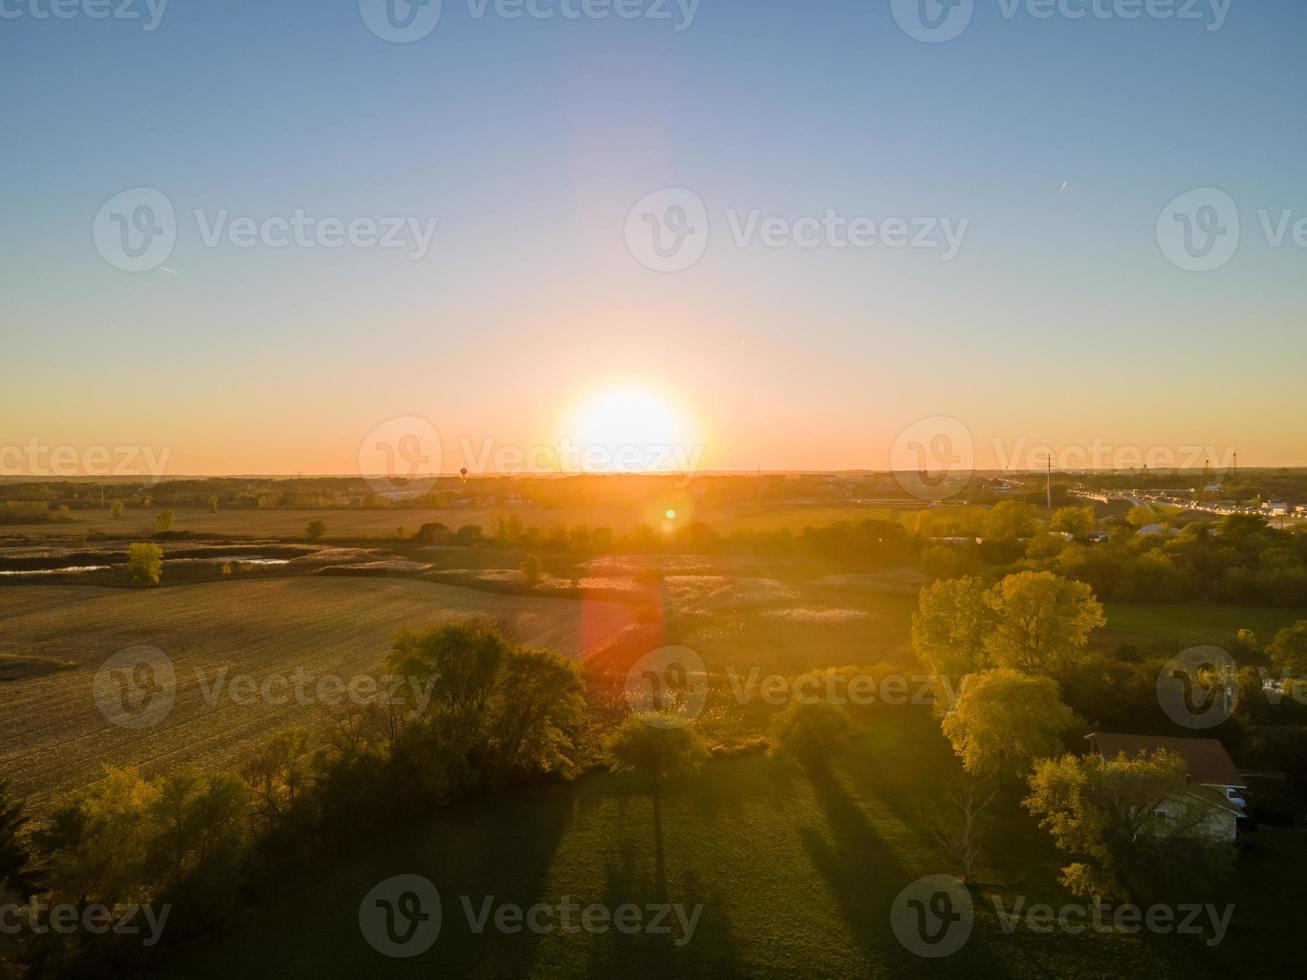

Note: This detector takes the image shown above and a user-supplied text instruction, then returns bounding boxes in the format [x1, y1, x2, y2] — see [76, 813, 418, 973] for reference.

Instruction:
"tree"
[242, 729, 312, 829]
[305, 520, 326, 541]
[1126, 505, 1156, 529]
[941, 668, 1078, 780]
[149, 771, 249, 890]
[1025, 750, 1235, 901]
[44, 767, 248, 917]
[911, 576, 994, 682]
[919, 773, 996, 883]
[384, 621, 590, 792]
[488, 648, 587, 776]
[1268, 620, 1307, 677]
[388, 621, 507, 716]
[154, 510, 175, 532]
[984, 571, 1105, 675]
[127, 542, 163, 586]
[605, 716, 709, 788]
[208, 496, 219, 514]
[414, 522, 450, 544]
[983, 499, 1039, 540]
[110, 499, 125, 519]
[1050, 505, 1096, 538]
[45, 767, 158, 903]
[767, 701, 853, 773]
[520, 553, 542, 587]
[0, 780, 36, 899]
[454, 524, 483, 545]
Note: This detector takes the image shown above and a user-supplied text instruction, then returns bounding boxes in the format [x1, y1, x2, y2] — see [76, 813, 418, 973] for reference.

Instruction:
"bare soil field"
[0, 578, 635, 812]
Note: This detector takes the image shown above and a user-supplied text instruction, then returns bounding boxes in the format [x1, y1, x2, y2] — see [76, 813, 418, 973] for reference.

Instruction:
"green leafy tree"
[1025, 750, 1235, 901]
[1268, 621, 1307, 677]
[941, 668, 1078, 780]
[1126, 505, 1157, 529]
[605, 716, 709, 789]
[109, 499, 125, 519]
[1050, 505, 1096, 538]
[911, 576, 995, 682]
[149, 771, 249, 890]
[44, 767, 248, 917]
[983, 499, 1039, 540]
[489, 648, 587, 776]
[305, 520, 327, 541]
[127, 542, 163, 586]
[154, 510, 175, 532]
[388, 621, 507, 715]
[984, 571, 1105, 675]
[767, 701, 853, 774]
[387, 622, 587, 789]
[208, 496, 219, 514]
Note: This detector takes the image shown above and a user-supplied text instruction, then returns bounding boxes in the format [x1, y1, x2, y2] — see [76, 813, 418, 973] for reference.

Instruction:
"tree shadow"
[585, 823, 744, 978]
[799, 766, 1005, 978]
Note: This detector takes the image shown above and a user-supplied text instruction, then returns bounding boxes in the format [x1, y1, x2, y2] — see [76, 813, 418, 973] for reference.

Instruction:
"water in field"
[0, 565, 109, 577]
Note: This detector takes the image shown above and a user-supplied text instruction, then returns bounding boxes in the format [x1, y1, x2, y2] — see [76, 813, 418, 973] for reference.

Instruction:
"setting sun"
[561, 385, 699, 473]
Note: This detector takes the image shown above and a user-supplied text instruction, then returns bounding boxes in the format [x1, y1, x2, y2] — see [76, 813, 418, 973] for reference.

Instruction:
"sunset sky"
[4, 1, 1306, 474]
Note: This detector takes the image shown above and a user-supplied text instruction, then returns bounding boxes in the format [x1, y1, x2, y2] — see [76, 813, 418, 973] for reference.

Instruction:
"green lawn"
[1103, 603, 1307, 649]
[165, 708, 1301, 979]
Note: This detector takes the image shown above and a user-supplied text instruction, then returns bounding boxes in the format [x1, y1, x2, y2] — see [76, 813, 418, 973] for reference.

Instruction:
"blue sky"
[3, 0, 1305, 472]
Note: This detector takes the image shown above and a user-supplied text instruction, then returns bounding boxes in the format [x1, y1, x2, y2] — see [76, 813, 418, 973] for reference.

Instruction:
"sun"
[562, 385, 695, 473]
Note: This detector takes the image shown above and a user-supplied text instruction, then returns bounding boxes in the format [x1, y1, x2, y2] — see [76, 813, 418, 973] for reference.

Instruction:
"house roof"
[1088, 732, 1244, 788]
[1184, 785, 1242, 815]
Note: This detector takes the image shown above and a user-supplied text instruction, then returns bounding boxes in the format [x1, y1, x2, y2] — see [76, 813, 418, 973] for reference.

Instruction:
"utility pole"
[1046, 454, 1053, 510]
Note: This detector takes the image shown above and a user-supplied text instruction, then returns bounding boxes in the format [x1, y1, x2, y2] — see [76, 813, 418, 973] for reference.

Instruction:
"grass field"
[1101, 603, 1307, 649]
[168, 708, 1304, 979]
[0, 578, 635, 812]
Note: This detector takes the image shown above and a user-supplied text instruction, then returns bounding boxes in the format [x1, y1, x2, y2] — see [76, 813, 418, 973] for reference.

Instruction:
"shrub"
[768, 701, 853, 773]
[127, 543, 163, 586]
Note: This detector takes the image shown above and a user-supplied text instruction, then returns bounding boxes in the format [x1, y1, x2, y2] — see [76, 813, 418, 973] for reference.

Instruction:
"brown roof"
[1088, 732, 1244, 788]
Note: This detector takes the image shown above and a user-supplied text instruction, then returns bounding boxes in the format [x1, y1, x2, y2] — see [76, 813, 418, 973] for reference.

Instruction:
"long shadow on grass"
[586, 802, 745, 979]
[800, 767, 1005, 978]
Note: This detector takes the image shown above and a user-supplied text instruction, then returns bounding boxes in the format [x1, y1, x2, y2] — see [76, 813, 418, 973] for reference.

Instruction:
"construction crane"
[1196, 458, 1211, 506]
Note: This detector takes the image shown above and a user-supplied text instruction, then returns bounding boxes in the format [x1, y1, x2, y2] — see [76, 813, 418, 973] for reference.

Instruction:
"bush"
[127, 543, 163, 586]
[520, 553, 542, 586]
[605, 716, 709, 787]
[768, 701, 853, 773]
